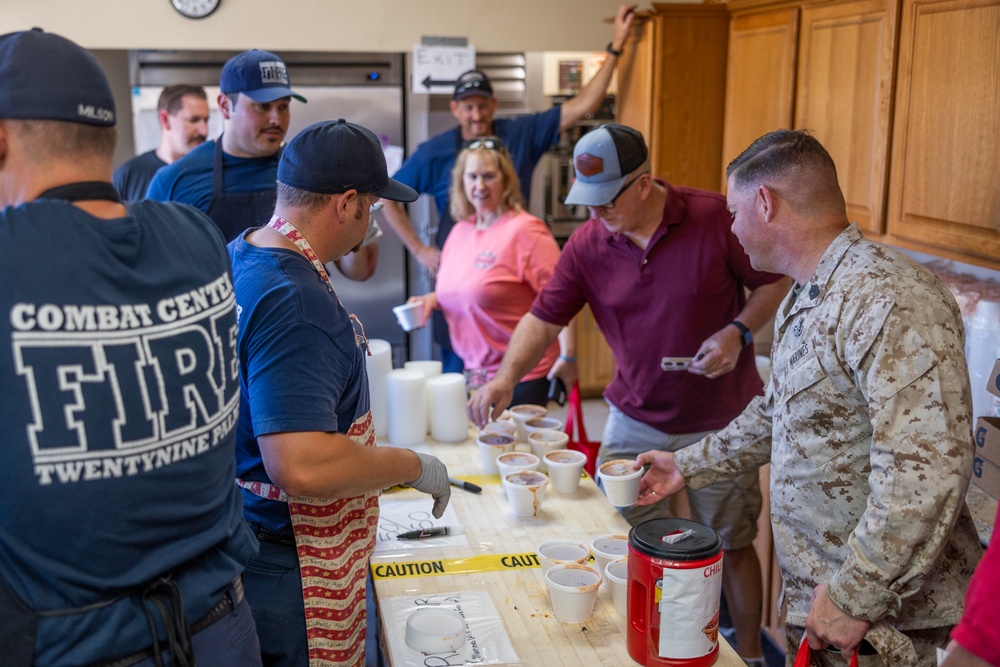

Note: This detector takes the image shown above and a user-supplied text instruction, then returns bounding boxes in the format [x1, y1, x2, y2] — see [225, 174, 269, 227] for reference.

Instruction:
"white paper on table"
[383, 590, 520, 666]
[375, 498, 467, 552]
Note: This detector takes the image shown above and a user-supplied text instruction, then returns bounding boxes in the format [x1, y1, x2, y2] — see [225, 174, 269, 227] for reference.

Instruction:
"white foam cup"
[496, 451, 540, 479]
[528, 430, 570, 472]
[481, 419, 517, 439]
[392, 302, 427, 332]
[506, 404, 547, 442]
[536, 538, 591, 576]
[604, 558, 629, 616]
[544, 564, 602, 623]
[543, 449, 587, 493]
[597, 459, 643, 507]
[501, 470, 548, 518]
[476, 433, 516, 474]
[590, 534, 629, 586]
[523, 416, 564, 438]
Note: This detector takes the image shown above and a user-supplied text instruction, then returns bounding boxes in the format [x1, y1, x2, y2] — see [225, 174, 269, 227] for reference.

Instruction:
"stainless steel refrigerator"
[125, 50, 411, 365]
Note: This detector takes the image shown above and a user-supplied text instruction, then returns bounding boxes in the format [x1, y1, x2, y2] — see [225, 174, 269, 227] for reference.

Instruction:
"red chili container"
[627, 518, 724, 667]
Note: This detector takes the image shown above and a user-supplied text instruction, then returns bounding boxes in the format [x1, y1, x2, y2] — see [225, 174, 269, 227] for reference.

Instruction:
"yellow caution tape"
[371, 552, 540, 580]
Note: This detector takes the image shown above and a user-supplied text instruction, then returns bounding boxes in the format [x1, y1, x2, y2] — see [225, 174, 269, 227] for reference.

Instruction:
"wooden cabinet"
[575, 304, 616, 397]
[796, 0, 898, 234]
[884, 0, 1000, 266]
[616, 3, 730, 191]
[721, 8, 798, 185]
[723, 0, 1000, 268]
[721, 0, 897, 237]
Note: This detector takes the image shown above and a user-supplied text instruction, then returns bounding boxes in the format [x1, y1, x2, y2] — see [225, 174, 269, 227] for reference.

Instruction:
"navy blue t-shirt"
[229, 236, 370, 534]
[112, 149, 166, 202]
[0, 198, 256, 664]
[146, 138, 279, 211]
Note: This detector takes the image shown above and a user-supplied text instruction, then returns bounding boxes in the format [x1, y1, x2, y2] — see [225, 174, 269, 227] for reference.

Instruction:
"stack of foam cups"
[404, 360, 443, 433]
[427, 373, 469, 442]
[364, 339, 393, 439]
[386, 369, 426, 446]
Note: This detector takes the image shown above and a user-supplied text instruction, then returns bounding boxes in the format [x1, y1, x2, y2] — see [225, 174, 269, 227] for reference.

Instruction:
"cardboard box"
[989, 358, 1000, 399]
[974, 417, 1000, 464]
[972, 456, 1000, 499]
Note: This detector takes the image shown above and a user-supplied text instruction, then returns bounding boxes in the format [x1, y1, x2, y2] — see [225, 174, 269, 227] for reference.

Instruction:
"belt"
[247, 520, 296, 547]
[92, 576, 244, 667]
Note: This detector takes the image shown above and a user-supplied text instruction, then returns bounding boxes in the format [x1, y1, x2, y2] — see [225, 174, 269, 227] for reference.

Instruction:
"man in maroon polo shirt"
[469, 123, 791, 665]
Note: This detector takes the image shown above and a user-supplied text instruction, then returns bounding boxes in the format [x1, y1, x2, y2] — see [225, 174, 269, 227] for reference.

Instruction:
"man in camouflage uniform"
[634, 130, 983, 666]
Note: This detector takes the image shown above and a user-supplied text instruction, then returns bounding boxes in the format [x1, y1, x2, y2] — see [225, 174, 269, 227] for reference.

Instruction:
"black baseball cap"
[454, 70, 494, 101]
[278, 119, 417, 202]
[0, 28, 115, 126]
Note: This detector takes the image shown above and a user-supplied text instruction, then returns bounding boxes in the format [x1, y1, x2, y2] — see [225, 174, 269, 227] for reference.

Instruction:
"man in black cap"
[146, 50, 376, 281]
[381, 4, 636, 373]
[229, 119, 451, 667]
[469, 123, 792, 665]
[0, 28, 261, 666]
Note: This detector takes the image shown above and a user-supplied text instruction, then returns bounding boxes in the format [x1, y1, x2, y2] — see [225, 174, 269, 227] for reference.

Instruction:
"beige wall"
[0, 0, 623, 52]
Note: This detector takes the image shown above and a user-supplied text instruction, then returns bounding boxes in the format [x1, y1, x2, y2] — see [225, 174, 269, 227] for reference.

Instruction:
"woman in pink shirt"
[410, 138, 574, 405]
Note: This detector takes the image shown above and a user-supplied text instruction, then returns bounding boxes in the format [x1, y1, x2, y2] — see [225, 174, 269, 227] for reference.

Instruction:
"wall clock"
[171, 0, 220, 19]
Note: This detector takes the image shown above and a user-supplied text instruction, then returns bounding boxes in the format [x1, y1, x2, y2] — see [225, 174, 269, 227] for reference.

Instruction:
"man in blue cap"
[229, 119, 451, 666]
[0, 28, 260, 666]
[470, 123, 792, 665]
[148, 49, 376, 280]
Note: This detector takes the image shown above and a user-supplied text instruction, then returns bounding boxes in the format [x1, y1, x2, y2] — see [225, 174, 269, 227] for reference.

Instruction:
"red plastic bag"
[793, 635, 859, 667]
[564, 382, 600, 477]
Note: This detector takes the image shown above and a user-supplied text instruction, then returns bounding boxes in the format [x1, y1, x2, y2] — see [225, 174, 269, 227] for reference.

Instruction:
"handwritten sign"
[411, 45, 476, 95]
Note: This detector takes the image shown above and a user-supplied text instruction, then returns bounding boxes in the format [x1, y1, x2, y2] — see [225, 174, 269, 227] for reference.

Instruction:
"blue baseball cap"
[278, 119, 418, 202]
[220, 49, 306, 104]
[0, 28, 115, 126]
[565, 124, 648, 206]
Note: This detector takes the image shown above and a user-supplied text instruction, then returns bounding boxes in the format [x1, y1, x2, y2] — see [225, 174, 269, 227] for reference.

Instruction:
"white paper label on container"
[656, 560, 723, 659]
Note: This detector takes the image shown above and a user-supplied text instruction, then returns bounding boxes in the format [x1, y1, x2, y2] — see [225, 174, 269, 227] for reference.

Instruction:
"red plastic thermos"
[627, 518, 725, 667]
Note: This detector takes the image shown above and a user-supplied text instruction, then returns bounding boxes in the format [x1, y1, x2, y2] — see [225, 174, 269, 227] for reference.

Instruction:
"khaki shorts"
[598, 402, 762, 550]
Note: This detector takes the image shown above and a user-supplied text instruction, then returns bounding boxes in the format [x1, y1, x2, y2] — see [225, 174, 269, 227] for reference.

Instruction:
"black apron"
[205, 137, 279, 242]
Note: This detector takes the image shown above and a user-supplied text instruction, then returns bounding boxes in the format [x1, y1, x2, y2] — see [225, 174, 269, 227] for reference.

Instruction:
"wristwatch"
[606, 42, 623, 58]
[730, 320, 752, 347]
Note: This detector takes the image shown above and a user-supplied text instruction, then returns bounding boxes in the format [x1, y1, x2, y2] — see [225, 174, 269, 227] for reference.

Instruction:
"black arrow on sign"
[422, 75, 458, 90]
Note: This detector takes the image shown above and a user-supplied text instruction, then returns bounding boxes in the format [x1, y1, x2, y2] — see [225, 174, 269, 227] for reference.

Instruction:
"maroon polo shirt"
[531, 180, 783, 434]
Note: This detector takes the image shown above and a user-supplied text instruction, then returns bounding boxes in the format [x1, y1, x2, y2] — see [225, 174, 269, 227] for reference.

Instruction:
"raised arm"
[558, 4, 637, 133]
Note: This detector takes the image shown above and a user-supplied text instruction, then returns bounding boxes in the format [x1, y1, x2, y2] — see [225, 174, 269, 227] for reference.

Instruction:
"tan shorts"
[598, 402, 762, 550]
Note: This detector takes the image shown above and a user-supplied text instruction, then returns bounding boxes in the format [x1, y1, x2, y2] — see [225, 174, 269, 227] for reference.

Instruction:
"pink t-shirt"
[436, 210, 560, 381]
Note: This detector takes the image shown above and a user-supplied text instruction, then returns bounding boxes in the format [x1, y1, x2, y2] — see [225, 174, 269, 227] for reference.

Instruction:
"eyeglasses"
[592, 173, 645, 210]
[465, 137, 506, 152]
[349, 313, 371, 356]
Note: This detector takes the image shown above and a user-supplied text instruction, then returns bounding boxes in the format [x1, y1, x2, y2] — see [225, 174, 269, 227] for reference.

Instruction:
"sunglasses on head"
[465, 138, 506, 152]
[455, 79, 488, 96]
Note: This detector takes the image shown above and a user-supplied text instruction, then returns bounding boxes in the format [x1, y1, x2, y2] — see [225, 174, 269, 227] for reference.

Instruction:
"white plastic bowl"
[404, 607, 467, 654]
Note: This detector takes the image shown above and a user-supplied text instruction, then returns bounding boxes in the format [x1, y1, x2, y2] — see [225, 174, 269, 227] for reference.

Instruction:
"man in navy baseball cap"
[228, 119, 443, 666]
[0, 29, 265, 666]
[147, 48, 338, 256]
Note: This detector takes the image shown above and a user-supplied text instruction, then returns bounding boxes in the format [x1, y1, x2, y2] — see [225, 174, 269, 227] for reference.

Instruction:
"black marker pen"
[396, 526, 456, 540]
